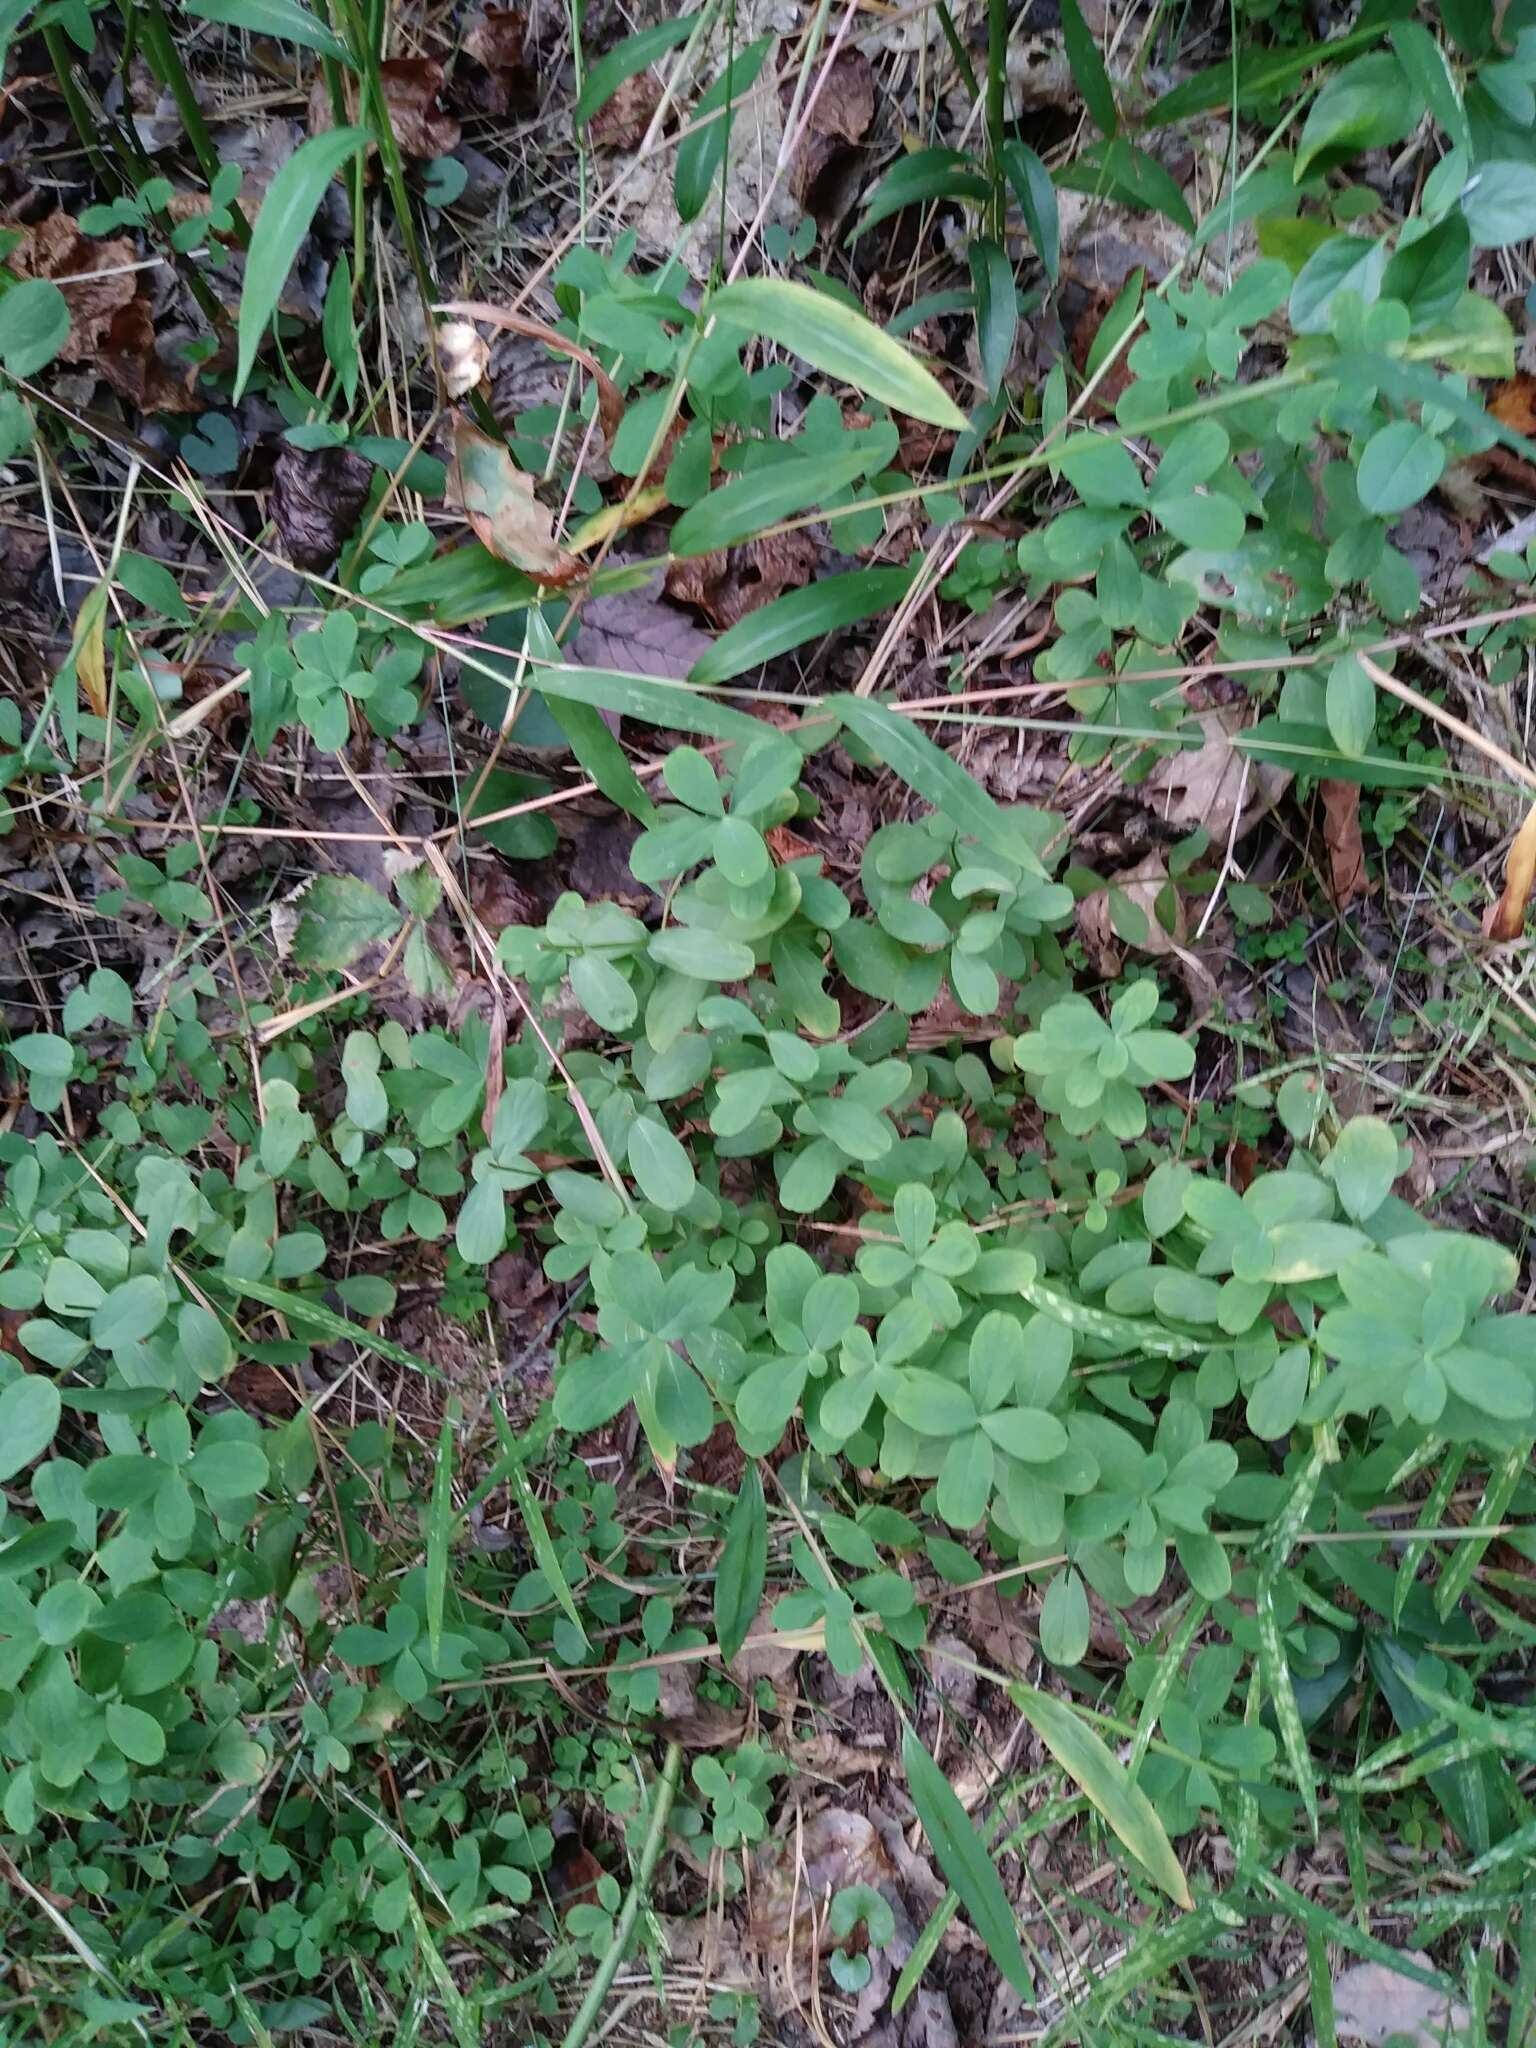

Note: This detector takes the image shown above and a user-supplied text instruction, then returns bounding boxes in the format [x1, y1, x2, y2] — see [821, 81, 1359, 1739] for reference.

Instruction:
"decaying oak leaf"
[5, 213, 137, 361]
[380, 58, 461, 157]
[447, 417, 580, 584]
[1078, 853, 1184, 973]
[1321, 778, 1369, 910]
[1486, 795, 1536, 940]
[664, 529, 817, 628]
[271, 443, 375, 571]
[93, 297, 204, 413]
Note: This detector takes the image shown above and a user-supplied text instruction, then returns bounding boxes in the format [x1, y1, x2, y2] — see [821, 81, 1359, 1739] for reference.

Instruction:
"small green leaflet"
[708, 276, 967, 430]
[0, 278, 70, 378]
[1006, 1681, 1193, 1907]
[234, 127, 371, 400]
[690, 566, 917, 685]
[0, 1374, 62, 1482]
[574, 12, 698, 125]
[831, 695, 1046, 876]
[182, 0, 355, 65]
[714, 1463, 766, 1665]
[1356, 420, 1445, 516]
[902, 1728, 1032, 1993]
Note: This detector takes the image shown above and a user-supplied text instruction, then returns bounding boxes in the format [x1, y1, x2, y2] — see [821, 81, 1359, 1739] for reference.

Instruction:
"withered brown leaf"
[447, 415, 580, 585]
[380, 58, 461, 158]
[1320, 778, 1368, 909]
[664, 530, 816, 629]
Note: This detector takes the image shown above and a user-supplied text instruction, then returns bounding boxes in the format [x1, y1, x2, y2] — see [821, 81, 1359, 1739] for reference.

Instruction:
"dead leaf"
[790, 48, 875, 212]
[1321, 778, 1369, 910]
[379, 58, 461, 158]
[967, 1582, 1036, 1682]
[6, 213, 137, 361]
[765, 823, 822, 867]
[270, 444, 375, 572]
[665, 530, 817, 629]
[1490, 374, 1536, 437]
[572, 585, 715, 678]
[1078, 853, 1184, 972]
[659, 1705, 750, 1748]
[751, 1807, 894, 2005]
[729, 1597, 801, 1687]
[447, 416, 580, 585]
[1332, 1956, 1471, 2048]
[591, 70, 663, 151]
[1142, 704, 1288, 838]
[460, 8, 532, 114]
[92, 298, 204, 413]
[1486, 795, 1536, 941]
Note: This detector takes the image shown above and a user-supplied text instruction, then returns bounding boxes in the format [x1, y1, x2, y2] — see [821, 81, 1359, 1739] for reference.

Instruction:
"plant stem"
[135, 0, 251, 247]
[557, 1742, 682, 2048]
[41, 25, 120, 196]
[986, 0, 1008, 235]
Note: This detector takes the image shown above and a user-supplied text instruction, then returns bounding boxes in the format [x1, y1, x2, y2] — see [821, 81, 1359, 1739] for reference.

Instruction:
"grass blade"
[183, 0, 354, 65]
[214, 1274, 445, 1381]
[708, 276, 968, 429]
[714, 1462, 766, 1665]
[832, 695, 1048, 875]
[689, 566, 917, 684]
[234, 126, 370, 399]
[1256, 1572, 1319, 1841]
[1006, 1681, 1193, 1907]
[901, 1727, 1032, 1994]
[670, 445, 877, 557]
[506, 1453, 589, 1654]
[425, 1400, 456, 1666]
[574, 12, 699, 126]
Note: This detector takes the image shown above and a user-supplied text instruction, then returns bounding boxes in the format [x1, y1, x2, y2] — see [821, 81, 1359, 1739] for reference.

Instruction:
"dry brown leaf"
[1142, 704, 1288, 837]
[270, 444, 374, 571]
[591, 70, 663, 151]
[572, 585, 715, 678]
[460, 8, 531, 114]
[447, 416, 581, 585]
[665, 530, 817, 629]
[1321, 778, 1369, 909]
[659, 1705, 750, 1749]
[6, 213, 137, 361]
[1486, 795, 1536, 940]
[91, 298, 204, 413]
[790, 48, 875, 211]
[729, 1597, 801, 1686]
[751, 1808, 894, 2003]
[1078, 853, 1184, 973]
[379, 58, 461, 157]
[1332, 1956, 1471, 2048]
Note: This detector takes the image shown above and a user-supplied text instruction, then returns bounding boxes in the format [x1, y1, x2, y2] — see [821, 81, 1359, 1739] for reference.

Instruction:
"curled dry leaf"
[665, 529, 817, 629]
[447, 416, 581, 585]
[1321, 778, 1369, 910]
[434, 299, 623, 447]
[1078, 853, 1184, 973]
[270, 443, 375, 571]
[1331, 1956, 1471, 2048]
[380, 58, 461, 158]
[1485, 795, 1536, 940]
[437, 319, 491, 399]
[91, 297, 205, 413]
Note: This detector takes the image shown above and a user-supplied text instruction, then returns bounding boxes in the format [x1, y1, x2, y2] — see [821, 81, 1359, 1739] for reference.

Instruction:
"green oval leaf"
[0, 1374, 62, 1481]
[903, 1728, 1031, 1991]
[235, 127, 372, 400]
[1006, 1679, 1193, 1906]
[0, 278, 70, 377]
[707, 276, 967, 430]
[715, 1463, 766, 1665]
[1356, 420, 1445, 515]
